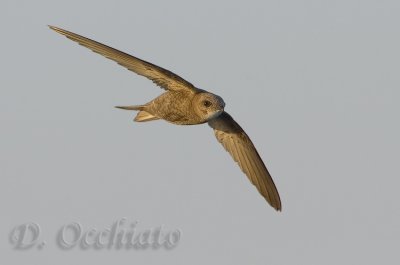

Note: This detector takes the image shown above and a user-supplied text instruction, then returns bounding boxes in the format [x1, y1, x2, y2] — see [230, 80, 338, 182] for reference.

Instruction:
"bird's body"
[127, 89, 225, 125]
[49, 25, 282, 211]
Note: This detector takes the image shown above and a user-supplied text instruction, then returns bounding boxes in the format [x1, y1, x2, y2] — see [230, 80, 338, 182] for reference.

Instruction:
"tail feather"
[134, 111, 160, 122]
[115, 105, 159, 122]
[115, 105, 144, 111]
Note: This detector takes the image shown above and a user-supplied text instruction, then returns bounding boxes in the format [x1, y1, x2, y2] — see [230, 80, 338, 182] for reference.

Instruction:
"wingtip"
[48, 25, 65, 35]
[274, 201, 282, 212]
[268, 197, 282, 212]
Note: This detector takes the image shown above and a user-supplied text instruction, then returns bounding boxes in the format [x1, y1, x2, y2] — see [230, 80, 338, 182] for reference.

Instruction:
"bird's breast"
[150, 91, 203, 125]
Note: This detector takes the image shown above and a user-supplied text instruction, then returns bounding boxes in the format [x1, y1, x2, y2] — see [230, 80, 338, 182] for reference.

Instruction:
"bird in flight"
[49, 25, 282, 211]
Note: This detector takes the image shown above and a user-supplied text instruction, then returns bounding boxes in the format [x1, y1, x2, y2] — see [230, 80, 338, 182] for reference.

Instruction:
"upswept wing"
[49, 26, 196, 92]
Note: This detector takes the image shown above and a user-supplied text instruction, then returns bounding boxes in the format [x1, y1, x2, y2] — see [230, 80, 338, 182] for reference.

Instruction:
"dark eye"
[203, 100, 212, 107]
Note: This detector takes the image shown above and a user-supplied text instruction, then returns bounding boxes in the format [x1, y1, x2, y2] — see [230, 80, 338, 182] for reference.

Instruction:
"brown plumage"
[49, 25, 282, 211]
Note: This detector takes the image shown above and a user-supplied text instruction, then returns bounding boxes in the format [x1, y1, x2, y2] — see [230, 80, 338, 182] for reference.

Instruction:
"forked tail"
[115, 105, 159, 122]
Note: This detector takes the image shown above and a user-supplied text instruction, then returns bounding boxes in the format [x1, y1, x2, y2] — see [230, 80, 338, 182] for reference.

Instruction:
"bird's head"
[193, 92, 225, 122]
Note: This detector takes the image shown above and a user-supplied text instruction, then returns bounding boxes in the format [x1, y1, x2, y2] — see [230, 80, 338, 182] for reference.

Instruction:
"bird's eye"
[203, 100, 212, 107]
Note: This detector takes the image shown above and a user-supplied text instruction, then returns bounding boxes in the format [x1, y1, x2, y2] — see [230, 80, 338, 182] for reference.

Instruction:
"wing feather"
[49, 26, 196, 92]
[209, 112, 282, 211]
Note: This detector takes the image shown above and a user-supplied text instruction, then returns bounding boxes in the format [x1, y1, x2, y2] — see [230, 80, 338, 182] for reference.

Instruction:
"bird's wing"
[49, 26, 196, 92]
[208, 112, 282, 211]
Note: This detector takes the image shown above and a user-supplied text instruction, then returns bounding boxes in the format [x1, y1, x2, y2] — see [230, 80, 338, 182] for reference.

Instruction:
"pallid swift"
[49, 26, 282, 211]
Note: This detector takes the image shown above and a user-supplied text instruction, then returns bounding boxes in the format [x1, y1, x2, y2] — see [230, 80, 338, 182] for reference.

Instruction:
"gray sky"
[1, 0, 400, 264]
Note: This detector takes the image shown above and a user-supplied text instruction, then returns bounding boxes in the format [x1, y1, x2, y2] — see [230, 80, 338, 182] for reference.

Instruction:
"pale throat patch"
[207, 110, 223, 120]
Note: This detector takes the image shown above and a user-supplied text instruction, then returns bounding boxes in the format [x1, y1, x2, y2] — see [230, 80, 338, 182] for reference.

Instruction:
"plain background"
[1, 0, 399, 264]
